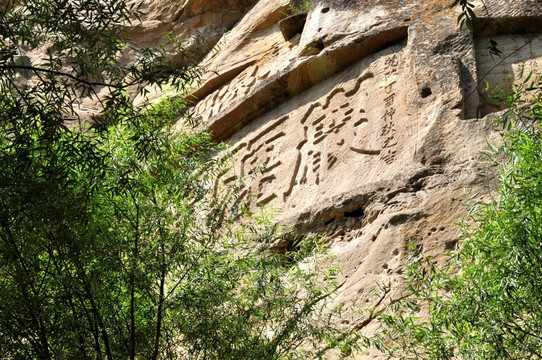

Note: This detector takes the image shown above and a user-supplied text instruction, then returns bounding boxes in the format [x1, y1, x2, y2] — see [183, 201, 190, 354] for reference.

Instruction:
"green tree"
[0, 1, 357, 359]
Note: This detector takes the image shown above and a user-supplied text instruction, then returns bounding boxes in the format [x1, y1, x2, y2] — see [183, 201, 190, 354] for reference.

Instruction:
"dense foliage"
[0, 94, 346, 359]
[0, 1, 357, 359]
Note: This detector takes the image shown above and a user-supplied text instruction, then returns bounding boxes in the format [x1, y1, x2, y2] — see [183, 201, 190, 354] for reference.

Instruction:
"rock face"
[127, 0, 258, 49]
[157, 0, 541, 357]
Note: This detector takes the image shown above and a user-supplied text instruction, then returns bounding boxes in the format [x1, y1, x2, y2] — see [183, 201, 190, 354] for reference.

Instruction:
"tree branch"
[1, 64, 122, 89]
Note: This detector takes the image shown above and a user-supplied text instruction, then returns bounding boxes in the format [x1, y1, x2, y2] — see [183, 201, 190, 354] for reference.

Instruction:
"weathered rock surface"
[166, 0, 541, 357]
[127, 0, 258, 48]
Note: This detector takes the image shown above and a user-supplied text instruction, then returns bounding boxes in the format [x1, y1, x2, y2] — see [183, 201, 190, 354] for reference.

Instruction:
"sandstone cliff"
[141, 0, 542, 357]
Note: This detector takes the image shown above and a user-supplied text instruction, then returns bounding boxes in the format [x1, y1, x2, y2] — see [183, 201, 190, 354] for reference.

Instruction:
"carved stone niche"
[475, 30, 542, 116]
[225, 42, 416, 216]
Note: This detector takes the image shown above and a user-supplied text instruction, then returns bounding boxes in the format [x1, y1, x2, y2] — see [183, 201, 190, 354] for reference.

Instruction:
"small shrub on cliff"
[290, 0, 311, 14]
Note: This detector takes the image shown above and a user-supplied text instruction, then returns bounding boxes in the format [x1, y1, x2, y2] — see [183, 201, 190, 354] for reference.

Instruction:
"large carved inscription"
[229, 47, 409, 210]
[475, 33, 542, 114]
[194, 45, 289, 122]
[194, 64, 272, 121]
[380, 54, 400, 165]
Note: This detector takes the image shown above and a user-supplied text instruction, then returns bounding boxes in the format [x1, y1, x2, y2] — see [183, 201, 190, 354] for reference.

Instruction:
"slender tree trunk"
[151, 242, 166, 360]
[130, 205, 140, 360]
[1, 224, 52, 360]
[67, 297, 91, 360]
[49, 242, 99, 360]
[75, 260, 113, 360]
[75, 292, 103, 360]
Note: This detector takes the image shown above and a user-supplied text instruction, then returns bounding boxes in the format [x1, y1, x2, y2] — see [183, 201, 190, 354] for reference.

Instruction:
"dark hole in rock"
[421, 87, 432, 98]
[445, 239, 458, 250]
[279, 12, 308, 41]
[411, 180, 423, 192]
[314, 39, 325, 50]
[344, 207, 365, 218]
